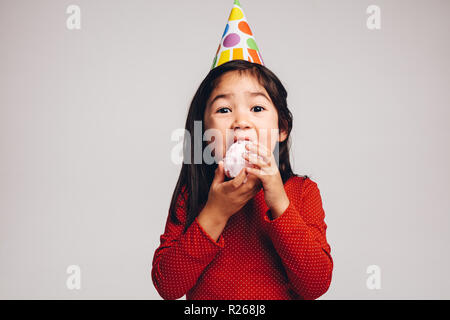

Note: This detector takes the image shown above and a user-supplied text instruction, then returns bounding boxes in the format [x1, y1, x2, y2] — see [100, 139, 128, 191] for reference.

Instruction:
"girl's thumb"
[213, 161, 225, 185]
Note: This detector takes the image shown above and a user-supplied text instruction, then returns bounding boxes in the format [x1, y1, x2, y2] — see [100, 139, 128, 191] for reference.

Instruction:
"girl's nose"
[232, 118, 253, 142]
[232, 121, 251, 131]
[232, 111, 252, 131]
[231, 108, 255, 143]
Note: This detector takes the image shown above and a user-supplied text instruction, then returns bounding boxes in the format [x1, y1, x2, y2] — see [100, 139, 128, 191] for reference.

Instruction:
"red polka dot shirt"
[151, 176, 333, 300]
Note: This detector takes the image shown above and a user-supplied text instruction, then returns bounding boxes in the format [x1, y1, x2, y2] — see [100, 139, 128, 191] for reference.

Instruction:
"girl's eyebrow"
[208, 91, 270, 107]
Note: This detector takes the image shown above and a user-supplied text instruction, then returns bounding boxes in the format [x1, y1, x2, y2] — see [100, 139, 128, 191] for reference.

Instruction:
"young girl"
[151, 60, 333, 300]
[152, 0, 332, 300]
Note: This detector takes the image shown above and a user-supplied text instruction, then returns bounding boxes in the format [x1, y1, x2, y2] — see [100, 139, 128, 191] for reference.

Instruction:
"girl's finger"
[245, 166, 263, 179]
[212, 160, 225, 185]
[243, 152, 268, 168]
[245, 143, 272, 163]
[238, 174, 262, 195]
[232, 167, 247, 187]
[248, 141, 271, 156]
[223, 167, 247, 191]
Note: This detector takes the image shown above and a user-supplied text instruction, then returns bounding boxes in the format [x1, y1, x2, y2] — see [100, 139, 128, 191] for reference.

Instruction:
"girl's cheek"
[270, 133, 279, 153]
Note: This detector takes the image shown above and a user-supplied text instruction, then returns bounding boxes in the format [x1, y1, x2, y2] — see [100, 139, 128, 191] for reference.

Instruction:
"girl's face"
[203, 71, 287, 161]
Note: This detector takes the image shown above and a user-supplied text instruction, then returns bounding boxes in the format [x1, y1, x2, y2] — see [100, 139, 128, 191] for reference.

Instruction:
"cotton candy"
[223, 140, 252, 178]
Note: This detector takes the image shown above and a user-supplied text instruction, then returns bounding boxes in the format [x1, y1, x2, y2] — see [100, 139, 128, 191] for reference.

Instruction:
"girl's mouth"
[233, 135, 254, 143]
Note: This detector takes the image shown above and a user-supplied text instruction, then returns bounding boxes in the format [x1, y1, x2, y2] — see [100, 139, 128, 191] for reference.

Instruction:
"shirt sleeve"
[262, 178, 333, 300]
[151, 191, 224, 300]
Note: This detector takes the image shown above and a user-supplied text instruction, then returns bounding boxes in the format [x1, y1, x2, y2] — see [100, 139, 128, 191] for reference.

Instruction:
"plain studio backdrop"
[1, 0, 449, 299]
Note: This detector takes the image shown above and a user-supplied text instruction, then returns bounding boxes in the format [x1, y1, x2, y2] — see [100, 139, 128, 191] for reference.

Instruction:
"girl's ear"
[278, 129, 288, 143]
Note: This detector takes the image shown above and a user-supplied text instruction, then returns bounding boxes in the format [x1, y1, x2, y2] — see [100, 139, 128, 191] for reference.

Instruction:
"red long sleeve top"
[151, 176, 333, 300]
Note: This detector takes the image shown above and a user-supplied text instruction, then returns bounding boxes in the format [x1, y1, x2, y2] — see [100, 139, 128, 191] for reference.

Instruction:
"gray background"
[1, 0, 449, 299]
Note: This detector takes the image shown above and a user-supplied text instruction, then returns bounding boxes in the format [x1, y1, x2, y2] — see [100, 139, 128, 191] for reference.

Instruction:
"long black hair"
[169, 60, 308, 232]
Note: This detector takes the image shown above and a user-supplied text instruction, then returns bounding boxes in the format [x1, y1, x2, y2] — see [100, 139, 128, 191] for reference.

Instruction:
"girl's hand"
[243, 141, 290, 219]
[205, 160, 262, 223]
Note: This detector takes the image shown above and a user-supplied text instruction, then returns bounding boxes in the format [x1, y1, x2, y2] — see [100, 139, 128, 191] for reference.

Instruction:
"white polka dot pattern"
[151, 176, 333, 300]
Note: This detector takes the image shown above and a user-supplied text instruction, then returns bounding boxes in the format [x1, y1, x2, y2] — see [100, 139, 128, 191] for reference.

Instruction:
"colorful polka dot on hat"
[211, 0, 264, 69]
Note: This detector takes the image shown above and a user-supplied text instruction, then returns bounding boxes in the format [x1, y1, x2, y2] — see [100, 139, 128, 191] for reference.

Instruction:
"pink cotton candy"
[223, 140, 252, 179]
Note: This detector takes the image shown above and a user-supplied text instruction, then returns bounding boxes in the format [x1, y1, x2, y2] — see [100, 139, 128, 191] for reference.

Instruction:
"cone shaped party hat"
[211, 0, 264, 69]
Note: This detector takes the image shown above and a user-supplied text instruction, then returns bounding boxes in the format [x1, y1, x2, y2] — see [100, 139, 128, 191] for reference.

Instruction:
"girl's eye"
[252, 106, 265, 112]
[217, 107, 231, 113]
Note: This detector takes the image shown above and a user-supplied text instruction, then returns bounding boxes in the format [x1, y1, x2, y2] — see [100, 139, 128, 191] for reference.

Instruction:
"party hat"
[211, 0, 264, 69]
